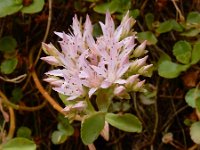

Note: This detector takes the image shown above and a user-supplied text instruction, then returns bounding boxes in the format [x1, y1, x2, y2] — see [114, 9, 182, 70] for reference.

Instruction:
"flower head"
[42, 11, 151, 103]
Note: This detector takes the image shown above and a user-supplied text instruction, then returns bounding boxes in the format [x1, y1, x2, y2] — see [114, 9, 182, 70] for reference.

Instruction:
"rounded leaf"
[158, 60, 189, 79]
[187, 11, 200, 24]
[0, 36, 17, 53]
[173, 41, 192, 64]
[181, 28, 200, 37]
[156, 20, 173, 33]
[0, 58, 18, 74]
[2, 137, 36, 150]
[57, 122, 74, 136]
[93, 1, 118, 14]
[21, 0, 45, 14]
[137, 31, 157, 45]
[0, 0, 23, 17]
[105, 113, 142, 133]
[145, 13, 154, 30]
[185, 88, 200, 108]
[191, 42, 200, 64]
[17, 126, 32, 139]
[51, 130, 68, 145]
[190, 121, 200, 144]
[81, 112, 105, 145]
[11, 87, 23, 103]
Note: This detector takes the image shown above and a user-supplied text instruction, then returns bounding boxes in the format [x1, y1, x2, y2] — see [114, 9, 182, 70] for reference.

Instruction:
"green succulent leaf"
[129, 9, 140, 19]
[137, 31, 157, 45]
[2, 137, 36, 150]
[51, 130, 68, 145]
[180, 28, 200, 37]
[145, 13, 154, 30]
[105, 113, 142, 132]
[185, 88, 200, 108]
[11, 87, 23, 103]
[187, 11, 200, 24]
[21, 0, 45, 14]
[96, 88, 114, 112]
[81, 112, 105, 145]
[93, 0, 118, 14]
[190, 121, 200, 144]
[156, 20, 173, 33]
[17, 126, 32, 139]
[156, 19, 183, 34]
[0, 0, 23, 17]
[191, 42, 200, 64]
[173, 41, 192, 64]
[158, 60, 189, 78]
[57, 122, 74, 136]
[0, 58, 18, 74]
[0, 36, 17, 53]
[171, 20, 183, 32]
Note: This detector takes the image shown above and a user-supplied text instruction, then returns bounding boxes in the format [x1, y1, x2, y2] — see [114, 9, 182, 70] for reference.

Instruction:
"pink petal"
[89, 88, 98, 97]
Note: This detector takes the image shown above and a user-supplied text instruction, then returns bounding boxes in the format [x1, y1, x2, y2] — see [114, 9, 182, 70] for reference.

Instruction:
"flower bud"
[114, 86, 130, 99]
[132, 80, 145, 91]
[138, 64, 153, 76]
[130, 56, 148, 72]
[125, 74, 139, 90]
[132, 40, 148, 57]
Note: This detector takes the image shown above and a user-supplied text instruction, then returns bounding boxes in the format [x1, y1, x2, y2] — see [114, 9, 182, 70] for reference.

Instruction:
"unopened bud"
[125, 74, 139, 90]
[138, 64, 153, 76]
[132, 40, 148, 57]
[133, 80, 145, 91]
[114, 86, 126, 96]
[130, 56, 148, 72]
[114, 86, 130, 99]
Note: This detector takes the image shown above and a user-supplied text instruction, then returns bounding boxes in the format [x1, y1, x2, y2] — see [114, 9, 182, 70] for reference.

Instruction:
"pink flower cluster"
[41, 11, 151, 108]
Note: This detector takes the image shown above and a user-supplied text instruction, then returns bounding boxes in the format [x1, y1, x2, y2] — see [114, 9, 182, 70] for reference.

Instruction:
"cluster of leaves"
[0, 0, 45, 17]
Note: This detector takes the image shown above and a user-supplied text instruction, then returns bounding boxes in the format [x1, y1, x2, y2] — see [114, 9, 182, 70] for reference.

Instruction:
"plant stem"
[6, 106, 15, 140]
[0, 89, 47, 111]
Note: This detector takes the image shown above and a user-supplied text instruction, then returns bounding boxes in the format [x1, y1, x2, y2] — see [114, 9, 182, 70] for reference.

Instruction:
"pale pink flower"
[42, 11, 151, 103]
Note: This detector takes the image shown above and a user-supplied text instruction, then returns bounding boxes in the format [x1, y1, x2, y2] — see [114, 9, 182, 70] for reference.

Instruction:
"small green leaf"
[156, 20, 173, 33]
[173, 41, 192, 64]
[171, 20, 183, 32]
[158, 60, 189, 78]
[96, 88, 114, 112]
[51, 130, 68, 145]
[2, 137, 36, 150]
[185, 88, 200, 108]
[57, 122, 74, 136]
[105, 113, 142, 132]
[145, 13, 154, 30]
[1, 58, 18, 74]
[129, 9, 140, 19]
[187, 11, 200, 24]
[81, 112, 105, 145]
[191, 42, 200, 64]
[11, 87, 23, 103]
[156, 19, 183, 33]
[21, 0, 45, 14]
[190, 121, 200, 144]
[0, 36, 17, 53]
[17, 126, 32, 139]
[180, 28, 200, 37]
[93, 1, 118, 14]
[137, 31, 157, 45]
[0, 0, 23, 17]
[196, 98, 200, 112]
